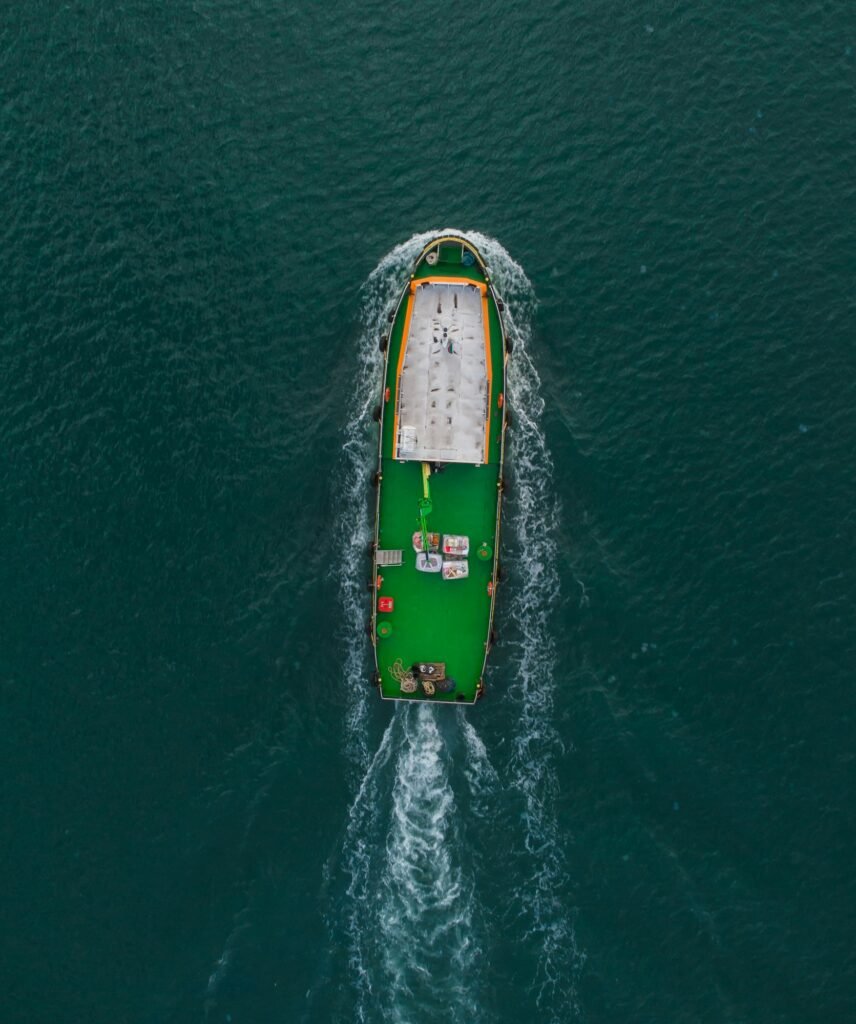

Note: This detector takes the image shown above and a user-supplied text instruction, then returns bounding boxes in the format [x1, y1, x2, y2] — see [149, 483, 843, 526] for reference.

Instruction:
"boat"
[368, 235, 509, 703]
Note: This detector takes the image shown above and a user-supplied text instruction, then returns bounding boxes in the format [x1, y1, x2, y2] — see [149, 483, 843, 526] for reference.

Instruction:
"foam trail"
[336, 705, 483, 1024]
[335, 240, 426, 774]
[333, 231, 579, 1022]
[460, 713, 501, 819]
[499, 262, 584, 1019]
[377, 705, 481, 1023]
[340, 713, 399, 1019]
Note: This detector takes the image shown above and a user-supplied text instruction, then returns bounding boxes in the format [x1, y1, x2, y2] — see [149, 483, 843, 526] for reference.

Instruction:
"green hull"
[369, 237, 508, 704]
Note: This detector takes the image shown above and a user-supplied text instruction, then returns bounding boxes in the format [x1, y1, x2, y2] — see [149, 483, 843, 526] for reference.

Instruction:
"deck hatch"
[395, 282, 489, 464]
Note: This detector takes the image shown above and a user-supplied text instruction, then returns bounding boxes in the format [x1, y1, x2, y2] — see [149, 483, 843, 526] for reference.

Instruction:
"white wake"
[338, 705, 484, 1024]
[335, 240, 419, 775]
[498, 252, 585, 1020]
[331, 231, 582, 1024]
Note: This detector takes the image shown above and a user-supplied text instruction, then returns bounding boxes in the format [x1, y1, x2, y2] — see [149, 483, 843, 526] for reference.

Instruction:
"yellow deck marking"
[410, 276, 487, 295]
[391, 290, 416, 459]
[482, 292, 493, 459]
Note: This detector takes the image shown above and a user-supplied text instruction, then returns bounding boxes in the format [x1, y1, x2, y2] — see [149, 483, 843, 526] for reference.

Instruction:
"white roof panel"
[395, 283, 489, 464]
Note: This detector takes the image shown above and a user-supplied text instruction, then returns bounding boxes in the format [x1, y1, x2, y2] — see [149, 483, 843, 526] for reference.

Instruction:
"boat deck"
[371, 238, 507, 703]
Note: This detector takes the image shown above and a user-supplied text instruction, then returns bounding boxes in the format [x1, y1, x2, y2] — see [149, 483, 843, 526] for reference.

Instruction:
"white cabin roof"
[395, 282, 489, 464]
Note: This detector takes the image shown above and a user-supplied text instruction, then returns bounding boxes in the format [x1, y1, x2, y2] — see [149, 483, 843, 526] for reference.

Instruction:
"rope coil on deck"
[390, 658, 417, 694]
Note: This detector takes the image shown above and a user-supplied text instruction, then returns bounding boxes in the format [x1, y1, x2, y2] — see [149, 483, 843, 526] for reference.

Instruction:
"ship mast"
[418, 462, 432, 554]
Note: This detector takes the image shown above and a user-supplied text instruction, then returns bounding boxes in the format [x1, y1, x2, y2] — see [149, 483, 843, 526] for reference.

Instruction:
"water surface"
[2, 2, 855, 1022]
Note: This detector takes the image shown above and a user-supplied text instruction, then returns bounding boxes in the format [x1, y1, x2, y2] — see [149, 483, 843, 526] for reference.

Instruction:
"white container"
[442, 534, 470, 556]
[412, 531, 440, 553]
[416, 552, 443, 573]
[441, 559, 469, 580]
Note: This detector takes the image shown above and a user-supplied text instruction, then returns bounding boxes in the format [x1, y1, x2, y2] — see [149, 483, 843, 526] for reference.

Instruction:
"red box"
[378, 597, 394, 613]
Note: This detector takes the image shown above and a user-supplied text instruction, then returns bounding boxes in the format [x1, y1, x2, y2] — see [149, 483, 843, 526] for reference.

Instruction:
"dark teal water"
[3, 3, 855, 1022]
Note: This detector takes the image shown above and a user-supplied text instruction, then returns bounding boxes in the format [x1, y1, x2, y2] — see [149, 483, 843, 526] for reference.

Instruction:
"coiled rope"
[390, 658, 417, 693]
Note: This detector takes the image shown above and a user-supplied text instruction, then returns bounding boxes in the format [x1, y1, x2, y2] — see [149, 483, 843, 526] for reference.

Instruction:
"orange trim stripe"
[482, 293, 492, 460]
[411, 276, 487, 295]
[391, 291, 416, 458]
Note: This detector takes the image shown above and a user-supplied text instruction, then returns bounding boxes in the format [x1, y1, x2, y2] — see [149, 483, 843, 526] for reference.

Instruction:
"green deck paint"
[371, 237, 507, 704]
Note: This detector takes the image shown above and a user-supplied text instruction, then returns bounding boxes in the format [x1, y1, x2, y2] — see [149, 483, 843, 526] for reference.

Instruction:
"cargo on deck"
[368, 236, 509, 705]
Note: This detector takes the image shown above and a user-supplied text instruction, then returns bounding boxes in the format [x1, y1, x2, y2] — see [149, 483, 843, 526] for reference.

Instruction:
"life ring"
[487, 581, 494, 596]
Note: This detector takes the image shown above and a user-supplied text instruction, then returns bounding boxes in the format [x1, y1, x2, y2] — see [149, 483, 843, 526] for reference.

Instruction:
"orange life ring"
[487, 581, 494, 596]
[497, 393, 504, 408]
